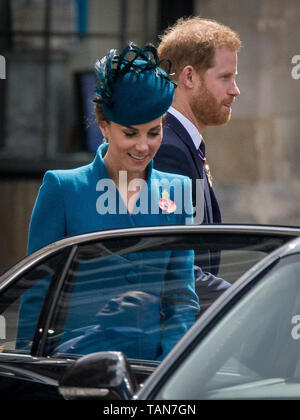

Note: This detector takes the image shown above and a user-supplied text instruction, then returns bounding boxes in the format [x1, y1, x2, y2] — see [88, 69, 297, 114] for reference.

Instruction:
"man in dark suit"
[154, 17, 242, 311]
[155, 110, 222, 225]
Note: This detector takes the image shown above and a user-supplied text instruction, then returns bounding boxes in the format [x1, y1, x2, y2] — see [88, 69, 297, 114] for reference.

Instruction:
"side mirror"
[59, 351, 138, 400]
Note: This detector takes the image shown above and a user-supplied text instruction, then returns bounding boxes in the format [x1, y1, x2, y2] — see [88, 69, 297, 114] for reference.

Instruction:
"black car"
[0, 224, 300, 400]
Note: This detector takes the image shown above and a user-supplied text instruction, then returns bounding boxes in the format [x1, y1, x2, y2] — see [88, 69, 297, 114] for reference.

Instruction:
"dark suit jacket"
[154, 112, 230, 311]
[154, 112, 221, 224]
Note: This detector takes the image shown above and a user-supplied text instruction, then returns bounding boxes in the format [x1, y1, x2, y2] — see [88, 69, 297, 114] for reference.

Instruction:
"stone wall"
[0, 179, 40, 274]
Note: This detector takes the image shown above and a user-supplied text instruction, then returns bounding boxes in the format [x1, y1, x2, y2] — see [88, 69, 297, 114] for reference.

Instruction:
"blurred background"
[0, 0, 300, 273]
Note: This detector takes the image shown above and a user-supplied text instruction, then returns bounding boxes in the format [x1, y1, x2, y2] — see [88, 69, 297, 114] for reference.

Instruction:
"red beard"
[191, 83, 233, 127]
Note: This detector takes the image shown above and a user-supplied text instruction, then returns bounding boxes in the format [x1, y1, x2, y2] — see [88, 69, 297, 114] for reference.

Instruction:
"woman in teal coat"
[20, 43, 199, 360]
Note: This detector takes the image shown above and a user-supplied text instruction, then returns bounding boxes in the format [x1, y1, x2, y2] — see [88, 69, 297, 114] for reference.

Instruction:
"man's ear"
[179, 65, 198, 88]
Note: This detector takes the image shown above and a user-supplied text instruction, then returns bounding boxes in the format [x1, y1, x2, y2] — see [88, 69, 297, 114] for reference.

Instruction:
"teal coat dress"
[19, 144, 199, 360]
[28, 143, 195, 253]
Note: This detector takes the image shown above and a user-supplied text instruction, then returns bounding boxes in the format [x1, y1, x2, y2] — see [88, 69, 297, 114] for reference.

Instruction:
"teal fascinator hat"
[93, 42, 176, 126]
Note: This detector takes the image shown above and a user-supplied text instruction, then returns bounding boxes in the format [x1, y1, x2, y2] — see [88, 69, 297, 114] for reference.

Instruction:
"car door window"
[0, 251, 68, 354]
[157, 255, 300, 400]
[47, 238, 198, 360]
[44, 233, 289, 362]
[0, 231, 291, 362]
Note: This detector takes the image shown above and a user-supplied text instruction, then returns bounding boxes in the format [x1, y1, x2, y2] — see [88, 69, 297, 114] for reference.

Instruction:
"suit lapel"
[165, 112, 218, 224]
[166, 113, 204, 180]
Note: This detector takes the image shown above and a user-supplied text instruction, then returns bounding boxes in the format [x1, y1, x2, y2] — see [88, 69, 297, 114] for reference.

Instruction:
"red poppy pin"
[159, 189, 176, 214]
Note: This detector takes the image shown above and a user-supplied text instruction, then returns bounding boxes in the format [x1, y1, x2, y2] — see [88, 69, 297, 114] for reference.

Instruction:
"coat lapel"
[166, 112, 217, 223]
[165, 113, 204, 180]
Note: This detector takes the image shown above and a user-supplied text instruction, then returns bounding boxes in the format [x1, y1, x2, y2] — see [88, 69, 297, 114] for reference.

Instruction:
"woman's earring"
[102, 136, 108, 143]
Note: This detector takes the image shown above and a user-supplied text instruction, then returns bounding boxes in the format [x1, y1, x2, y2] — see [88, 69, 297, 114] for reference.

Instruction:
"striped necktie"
[197, 141, 206, 161]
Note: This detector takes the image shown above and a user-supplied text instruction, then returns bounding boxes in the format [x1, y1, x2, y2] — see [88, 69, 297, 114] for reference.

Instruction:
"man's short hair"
[158, 17, 242, 80]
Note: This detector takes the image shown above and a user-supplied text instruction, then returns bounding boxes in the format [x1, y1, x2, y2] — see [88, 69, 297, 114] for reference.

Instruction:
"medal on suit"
[197, 146, 213, 187]
[204, 163, 213, 187]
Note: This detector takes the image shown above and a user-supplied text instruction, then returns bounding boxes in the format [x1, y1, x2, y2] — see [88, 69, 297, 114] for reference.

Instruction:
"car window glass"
[48, 242, 198, 360]
[46, 233, 288, 362]
[0, 251, 67, 354]
[157, 255, 300, 400]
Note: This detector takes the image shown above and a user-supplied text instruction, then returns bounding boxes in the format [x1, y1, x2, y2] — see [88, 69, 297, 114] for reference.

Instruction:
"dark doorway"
[157, 0, 195, 35]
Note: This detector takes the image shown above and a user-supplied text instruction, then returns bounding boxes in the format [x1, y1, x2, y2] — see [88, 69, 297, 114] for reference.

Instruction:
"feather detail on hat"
[94, 49, 118, 107]
[93, 42, 176, 109]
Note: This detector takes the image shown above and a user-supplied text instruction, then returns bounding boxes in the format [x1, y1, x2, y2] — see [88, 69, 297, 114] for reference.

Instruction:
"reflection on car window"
[0, 233, 289, 361]
[46, 234, 289, 362]
[0, 252, 66, 353]
[158, 256, 300, 400]
[49, 244, 199, 360]
[56, 290, 161, 359]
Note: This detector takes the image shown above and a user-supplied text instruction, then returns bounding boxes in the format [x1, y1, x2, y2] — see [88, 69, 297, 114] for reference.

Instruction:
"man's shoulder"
[152, 168, 191, 184]
[162, 113, 193, 150]
[163, 114, 183, 140]
[161, 126, 182, 146]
